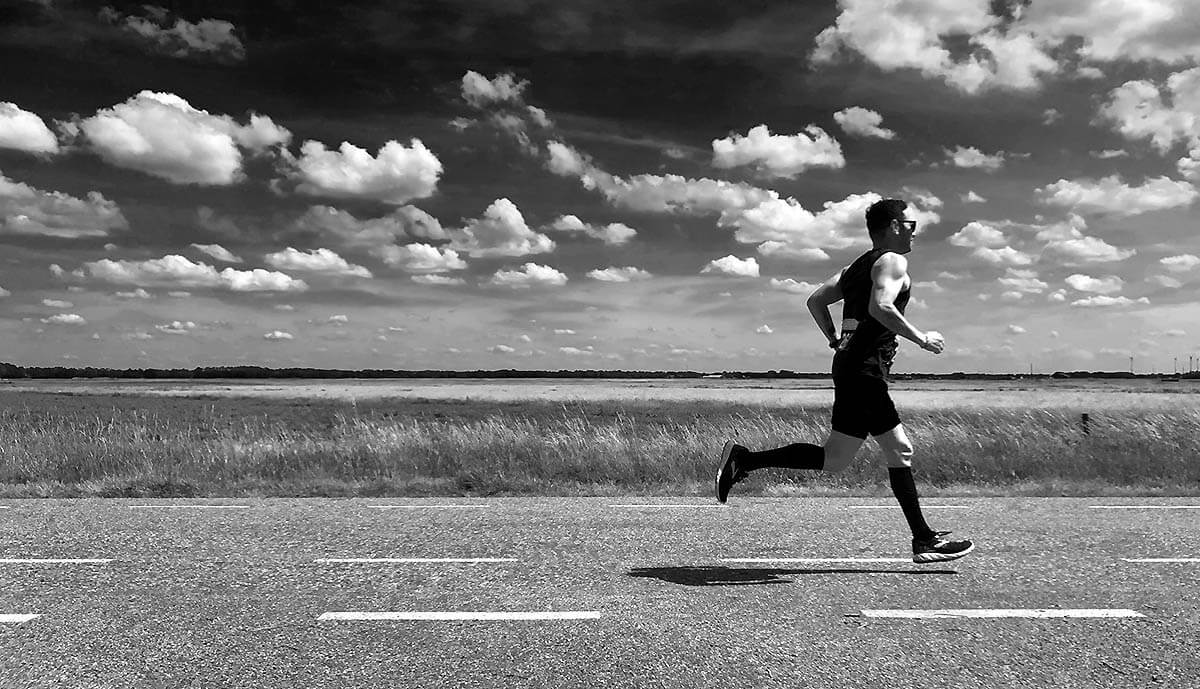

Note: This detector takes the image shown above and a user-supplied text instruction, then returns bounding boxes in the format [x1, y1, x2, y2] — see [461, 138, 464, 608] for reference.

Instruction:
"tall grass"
[0, 393, 1197, 496]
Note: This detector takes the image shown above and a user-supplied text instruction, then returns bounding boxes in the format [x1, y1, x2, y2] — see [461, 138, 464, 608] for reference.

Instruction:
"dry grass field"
[0, 384, 1197, 497]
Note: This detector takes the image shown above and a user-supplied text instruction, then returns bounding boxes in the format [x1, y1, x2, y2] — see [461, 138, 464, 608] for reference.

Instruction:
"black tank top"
[832, 248, 910, 379]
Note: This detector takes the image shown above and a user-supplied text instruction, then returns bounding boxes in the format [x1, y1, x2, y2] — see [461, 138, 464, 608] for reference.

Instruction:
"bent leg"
[874, 423, 913, 468]
[874, 423, 934, 540]
[821, 429, 864, 473]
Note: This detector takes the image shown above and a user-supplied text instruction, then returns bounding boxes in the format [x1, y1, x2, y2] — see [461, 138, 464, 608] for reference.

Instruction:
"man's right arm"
[868, 253, 944, 354]
[806, 271, 844, 349]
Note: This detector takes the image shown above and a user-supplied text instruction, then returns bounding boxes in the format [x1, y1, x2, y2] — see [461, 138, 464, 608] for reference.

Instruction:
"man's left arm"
[807, 271, 844, 349]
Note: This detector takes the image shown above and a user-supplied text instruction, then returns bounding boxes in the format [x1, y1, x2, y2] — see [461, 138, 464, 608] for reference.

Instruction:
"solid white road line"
[315, 558, 517, 564]
[722, 557, 911, 563]
[367, 505, 490, 509]
[608, 504, 724, 508]
[318, 611, 602, 621]
[1089, 505, 1200, 510]
[0, 559, 112, 564]
[860, 608, 1144, 619]
[1122, 558, 1200, 563]
[0, 614, 39, 624]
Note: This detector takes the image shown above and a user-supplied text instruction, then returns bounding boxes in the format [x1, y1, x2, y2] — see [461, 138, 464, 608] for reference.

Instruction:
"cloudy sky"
[3, 0, 1200, 373]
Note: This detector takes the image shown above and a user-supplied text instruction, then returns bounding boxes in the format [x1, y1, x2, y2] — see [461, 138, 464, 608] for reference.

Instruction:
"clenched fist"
[920, 330, 945, 354]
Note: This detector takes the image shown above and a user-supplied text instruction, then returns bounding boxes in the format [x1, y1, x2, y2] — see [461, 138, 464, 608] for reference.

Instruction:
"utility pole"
[1130, 356, 1134, 374]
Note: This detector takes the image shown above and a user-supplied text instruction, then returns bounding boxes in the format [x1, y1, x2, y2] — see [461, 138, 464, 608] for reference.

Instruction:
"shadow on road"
[627, 566, 958, 586]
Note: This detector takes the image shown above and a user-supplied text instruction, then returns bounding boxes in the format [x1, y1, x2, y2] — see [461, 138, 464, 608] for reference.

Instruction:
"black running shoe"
[912, 531, 974, 563]
[715, 440, 749, 503]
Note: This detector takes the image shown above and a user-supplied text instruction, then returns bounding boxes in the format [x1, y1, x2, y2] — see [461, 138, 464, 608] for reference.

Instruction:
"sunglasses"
[898, 219, 918, 233]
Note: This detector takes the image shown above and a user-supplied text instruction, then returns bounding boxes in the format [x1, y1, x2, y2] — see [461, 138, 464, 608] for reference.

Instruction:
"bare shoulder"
[871, 251, 909, 278]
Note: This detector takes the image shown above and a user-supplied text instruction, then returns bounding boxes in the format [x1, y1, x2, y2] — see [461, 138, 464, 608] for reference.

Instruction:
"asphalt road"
[0, 497, 1196, 688]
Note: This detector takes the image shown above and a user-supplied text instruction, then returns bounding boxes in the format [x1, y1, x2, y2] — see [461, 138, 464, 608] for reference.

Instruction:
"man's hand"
[920, 330, 945, 354]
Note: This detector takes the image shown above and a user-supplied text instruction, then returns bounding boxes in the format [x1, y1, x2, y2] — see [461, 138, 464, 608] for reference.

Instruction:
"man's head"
[865, 198, 917, 254]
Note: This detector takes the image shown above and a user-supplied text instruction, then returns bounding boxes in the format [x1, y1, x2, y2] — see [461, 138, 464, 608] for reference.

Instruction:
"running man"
[715, 198, 974, 563]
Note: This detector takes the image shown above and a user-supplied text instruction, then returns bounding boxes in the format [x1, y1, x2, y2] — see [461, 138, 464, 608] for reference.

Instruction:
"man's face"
[893, 210, 918, 254]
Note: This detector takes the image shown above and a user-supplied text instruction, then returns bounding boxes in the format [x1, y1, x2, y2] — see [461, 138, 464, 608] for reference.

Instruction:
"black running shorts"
[831, 374, 901, 439]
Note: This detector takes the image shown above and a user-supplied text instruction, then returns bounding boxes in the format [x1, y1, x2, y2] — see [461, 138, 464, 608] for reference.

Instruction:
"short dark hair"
[865, 198, 907, 234]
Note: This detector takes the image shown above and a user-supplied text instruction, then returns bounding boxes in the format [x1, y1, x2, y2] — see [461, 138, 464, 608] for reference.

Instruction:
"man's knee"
[883, 441, 914, 468]
[822, 445, 857, 473]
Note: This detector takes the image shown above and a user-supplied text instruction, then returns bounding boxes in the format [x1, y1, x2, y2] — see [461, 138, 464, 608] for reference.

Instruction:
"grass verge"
[0, 392, 1197, 498]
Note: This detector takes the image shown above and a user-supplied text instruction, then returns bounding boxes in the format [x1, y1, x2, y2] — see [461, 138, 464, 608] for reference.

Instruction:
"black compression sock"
[740, 443, 825, 471]
[888, 467, 935, 541]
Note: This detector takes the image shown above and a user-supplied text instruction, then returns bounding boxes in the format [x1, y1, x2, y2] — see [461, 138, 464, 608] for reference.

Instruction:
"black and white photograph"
[1, 0, 1199, 686]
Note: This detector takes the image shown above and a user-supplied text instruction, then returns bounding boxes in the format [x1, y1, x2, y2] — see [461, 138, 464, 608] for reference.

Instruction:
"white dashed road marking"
[722, 558, 911, 564]
[0, 559, 112, 564]
[1122, 558, 1200, 563]
[319, 611, 602, 622]
[316, 558, 517, 564]
[367, 505, 491, 509]
[1089, 505, 1200, 510]
[128, 505, 251, 509]
[848, 505, 969, 509]
[860, 608, 1145, 619]
[608, 504, 724, 509]
[0, 614, 39, 624]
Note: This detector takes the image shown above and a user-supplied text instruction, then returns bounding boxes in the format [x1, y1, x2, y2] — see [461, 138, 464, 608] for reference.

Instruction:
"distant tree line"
[0, 363, 1184, 380]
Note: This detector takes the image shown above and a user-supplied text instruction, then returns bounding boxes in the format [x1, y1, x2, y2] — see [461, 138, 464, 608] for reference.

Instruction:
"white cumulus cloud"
[263, 247, 371, 278]
[1160, 254, 1200, 272]
[0, 103, 58, 154]
[42, 313, 86, 325]
[490, 262, 568, 288]
[833, 107, 896, 139]
[156, 320, 197, 335]
[83, 255, 308, 292]
[77, 91, 290, 185]
[701, 255, 760, 278]
[1043, 236, 1135, 265]
[811, 1, 1058, 93]
[768, 278, 819, 294]
[0, 172, 127, 238]
[971, 246, 1034, 266]
[1065, 274, 1125, 294]
[448, 198, 554, 257]
[283, 139, 442, 205]
[711, 124, 845, 178]
[296, 204, 447, 243]
[461, 71, 529, 108]
[947, 145, 1006, 170]
[103, 6, 246, 63]
[998, 269, 1047, 294]
[376, 243, 466, 273]
[546, 140, 775, 215]
[548, 215, 637, 245]
[949, 221, 1008, 248]
[263, 330, 293, 341]
[588, 266, 652, 282]
[1039, 175, 1198, 216]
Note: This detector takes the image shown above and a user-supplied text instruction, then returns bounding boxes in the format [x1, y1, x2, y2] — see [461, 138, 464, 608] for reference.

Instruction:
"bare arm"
[868, 253, 944, 354]
[806, 271, 843, 349]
